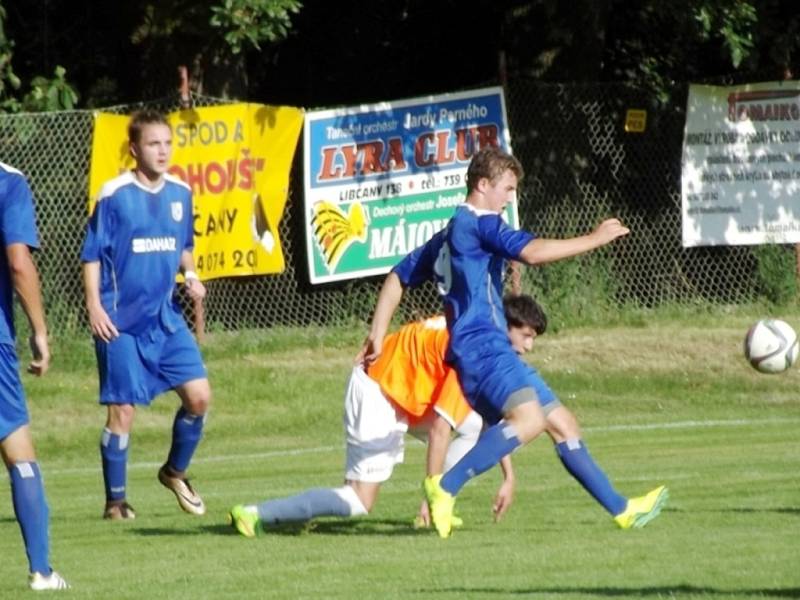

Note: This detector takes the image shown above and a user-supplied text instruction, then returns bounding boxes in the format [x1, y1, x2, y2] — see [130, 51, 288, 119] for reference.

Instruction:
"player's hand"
[492, 478, 515, 523]
[27, 332, 50, 376]
[87, 304, 119, 342]
[184, 278, 206, 301]
[355, 335, 382, 367]
[591, 218, 630, 246]
[413, 499, 432, 528]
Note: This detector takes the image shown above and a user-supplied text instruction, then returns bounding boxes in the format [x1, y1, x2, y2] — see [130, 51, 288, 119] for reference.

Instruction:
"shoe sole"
[631, 487, 669, 529]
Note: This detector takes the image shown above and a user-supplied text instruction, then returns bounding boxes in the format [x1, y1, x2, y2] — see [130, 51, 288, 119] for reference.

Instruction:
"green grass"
[2, 313, 799, 598]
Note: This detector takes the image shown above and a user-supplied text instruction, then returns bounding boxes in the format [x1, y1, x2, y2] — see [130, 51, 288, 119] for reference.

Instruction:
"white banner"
[681, 81, 800, 247]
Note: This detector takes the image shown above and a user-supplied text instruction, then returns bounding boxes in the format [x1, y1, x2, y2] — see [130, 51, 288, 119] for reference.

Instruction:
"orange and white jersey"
[367, 316, 472, 428]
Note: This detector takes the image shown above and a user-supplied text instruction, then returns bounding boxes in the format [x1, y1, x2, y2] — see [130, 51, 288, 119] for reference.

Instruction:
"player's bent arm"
[82, 261, 118, 342]
[180, 249, 206, 300]
[7, 243, 49, 375]
[517, 218, 630, 265]
[357, 272, 404, 365]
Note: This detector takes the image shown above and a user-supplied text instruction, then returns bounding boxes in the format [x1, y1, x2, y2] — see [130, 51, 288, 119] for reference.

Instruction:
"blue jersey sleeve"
[80, 199, 107, 263]
[1, 174, 39, 249]
[477, 214, 535, 259]
[392, 229, 445, 288]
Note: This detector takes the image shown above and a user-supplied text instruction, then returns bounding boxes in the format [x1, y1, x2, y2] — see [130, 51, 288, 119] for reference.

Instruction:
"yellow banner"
[89, 103, 304, 280]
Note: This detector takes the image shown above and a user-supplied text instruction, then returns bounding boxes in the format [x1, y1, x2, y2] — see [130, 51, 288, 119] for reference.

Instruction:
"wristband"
[184, 270, 199, 281]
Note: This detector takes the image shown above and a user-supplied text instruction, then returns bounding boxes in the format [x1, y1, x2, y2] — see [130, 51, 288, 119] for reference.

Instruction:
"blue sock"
[440, 422, 521, 496]
[100, 428, 129, 502]
[556, 439, 627, 515]
[9, 461, 50, 575]
[167, 408, 205, 473]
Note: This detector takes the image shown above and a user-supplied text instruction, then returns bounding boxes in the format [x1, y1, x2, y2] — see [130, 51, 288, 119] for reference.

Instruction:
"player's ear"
[129, 141, 139, 160]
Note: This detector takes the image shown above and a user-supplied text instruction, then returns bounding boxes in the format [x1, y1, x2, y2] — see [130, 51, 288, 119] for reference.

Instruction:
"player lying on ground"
[360, 146, 667, 538]
[227, 310, 523, 537]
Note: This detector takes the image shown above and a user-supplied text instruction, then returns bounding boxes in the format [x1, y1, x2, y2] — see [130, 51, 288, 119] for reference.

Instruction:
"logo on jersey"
[433, 241, 452, 296]
[171, 202, 183, 222]
[132, 237, 177, 253]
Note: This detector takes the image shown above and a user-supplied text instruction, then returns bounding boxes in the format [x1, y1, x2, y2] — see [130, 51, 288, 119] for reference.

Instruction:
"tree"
[0, 2, 78, 112]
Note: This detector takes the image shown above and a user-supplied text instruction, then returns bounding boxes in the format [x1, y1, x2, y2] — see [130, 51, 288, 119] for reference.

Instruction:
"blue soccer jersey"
[80, 172, 194, 335]
[393, 204, 534, 364]
[0, 162, 40, 346]
[393, 204, 538, 421]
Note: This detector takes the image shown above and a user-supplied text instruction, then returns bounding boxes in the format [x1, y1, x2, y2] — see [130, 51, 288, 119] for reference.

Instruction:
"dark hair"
[466, 146, 524, 193]
[128, 109, 170, 144]
[503, 294, 547, 335]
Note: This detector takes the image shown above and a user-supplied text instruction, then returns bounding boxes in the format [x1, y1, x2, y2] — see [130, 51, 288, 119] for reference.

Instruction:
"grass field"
[1, 310, 799, 599]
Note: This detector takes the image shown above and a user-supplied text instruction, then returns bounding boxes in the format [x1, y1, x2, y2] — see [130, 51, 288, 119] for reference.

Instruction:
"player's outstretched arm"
[7, 243, 50, 376]
[518, 218, 630, 266]
[356, 272, 404, 366]
[82, 261, 119, 342]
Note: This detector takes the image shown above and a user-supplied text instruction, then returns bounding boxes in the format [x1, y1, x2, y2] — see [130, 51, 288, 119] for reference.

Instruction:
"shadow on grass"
[130, 518, 428, 538]
[725, 507, 800, 516]
[418, 585, 800, 597]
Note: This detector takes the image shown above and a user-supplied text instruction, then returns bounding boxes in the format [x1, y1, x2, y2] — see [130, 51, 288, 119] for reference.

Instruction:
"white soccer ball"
[744, 319, 799, 374]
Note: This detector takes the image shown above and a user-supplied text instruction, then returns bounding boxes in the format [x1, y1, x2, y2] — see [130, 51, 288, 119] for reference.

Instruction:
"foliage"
[0, 4, 78, 112]
[21, 66, 79, 112]
[0, 3, 21, 111]
[5, 0, 800, 108]
[693, 1, 757, 68]
[752, 243, 798, 306]
[210, 0, 302, 55]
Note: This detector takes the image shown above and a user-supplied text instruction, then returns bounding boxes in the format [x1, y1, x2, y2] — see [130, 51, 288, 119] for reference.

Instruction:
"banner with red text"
[682, 81, 800, 247]
[89, 103, 304, 279]
[302, 87, 515, 284]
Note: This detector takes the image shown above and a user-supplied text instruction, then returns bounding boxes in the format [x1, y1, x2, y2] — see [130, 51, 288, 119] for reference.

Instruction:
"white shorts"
[344, 367, 408, 483]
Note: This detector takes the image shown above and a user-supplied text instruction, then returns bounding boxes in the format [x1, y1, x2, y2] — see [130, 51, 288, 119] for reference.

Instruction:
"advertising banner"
[90, 103, 304, 279]
[682, 81, 800, 247]
[303, 87, 515, 283]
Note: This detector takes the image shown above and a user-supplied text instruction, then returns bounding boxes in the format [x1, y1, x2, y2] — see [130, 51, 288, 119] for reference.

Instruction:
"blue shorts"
[455, 347, 558, 425]
[0, 343, 29, 441]
[95, 325, 207, 405]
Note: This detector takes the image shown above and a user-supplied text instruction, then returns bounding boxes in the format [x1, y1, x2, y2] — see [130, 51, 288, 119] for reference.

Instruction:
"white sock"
[257, 486, 367, 525]
[445, 411, 483, 472]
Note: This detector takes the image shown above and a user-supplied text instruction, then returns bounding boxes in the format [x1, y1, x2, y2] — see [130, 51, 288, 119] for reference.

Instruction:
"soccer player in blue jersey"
[81, 110, 211, 520]
[1, 162, 69, 590]
[360, 146, 667, 537]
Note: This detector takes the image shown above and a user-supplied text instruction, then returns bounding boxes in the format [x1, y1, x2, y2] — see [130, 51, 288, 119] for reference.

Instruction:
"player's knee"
[454, 411, 482, 442]
[183, 386, 211, 416]
[337, 485, 369, 516]
[505, 401, 546, 444]
[107, 404, 136, 432]
[545, 405, 581, 442]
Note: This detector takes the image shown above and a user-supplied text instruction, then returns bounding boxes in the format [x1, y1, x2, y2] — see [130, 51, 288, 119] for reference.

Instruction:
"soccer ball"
[744, 319, 799, 374]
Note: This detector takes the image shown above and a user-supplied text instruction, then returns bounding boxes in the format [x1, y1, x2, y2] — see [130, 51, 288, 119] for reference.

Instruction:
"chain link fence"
[1, 81, 784, 335]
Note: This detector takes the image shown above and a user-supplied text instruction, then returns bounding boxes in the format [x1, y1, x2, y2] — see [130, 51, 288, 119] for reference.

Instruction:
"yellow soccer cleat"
[423, 475, 456, 538]
[614, 485, 669, 529]
[228, 504, 260, 538]
[413, 513, 463, 530]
